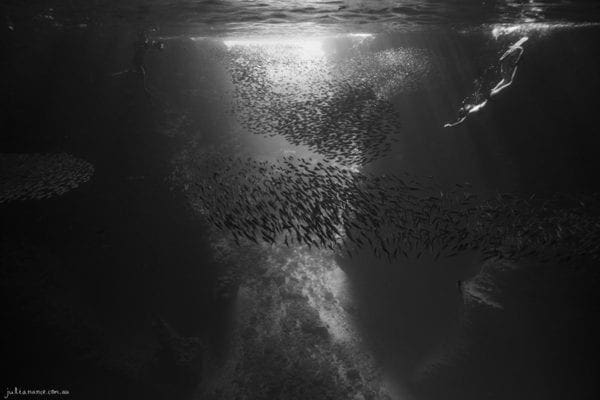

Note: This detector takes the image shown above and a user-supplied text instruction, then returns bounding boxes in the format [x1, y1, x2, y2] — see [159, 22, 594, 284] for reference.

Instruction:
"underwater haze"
[1, 1, 600, 400]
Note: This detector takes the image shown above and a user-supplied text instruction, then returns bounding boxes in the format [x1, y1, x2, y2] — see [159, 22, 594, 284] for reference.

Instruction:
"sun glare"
[222, 37, 326, 60]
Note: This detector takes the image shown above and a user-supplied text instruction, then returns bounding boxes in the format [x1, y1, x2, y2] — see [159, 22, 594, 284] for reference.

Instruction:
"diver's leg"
[490, 81, 508, 97]
[491, 59, 507, 96]
[491, 64, 510, 96]
[492, 48, 523, 96]
[492, 45, 525, 96]
[513, 47, 524, 65]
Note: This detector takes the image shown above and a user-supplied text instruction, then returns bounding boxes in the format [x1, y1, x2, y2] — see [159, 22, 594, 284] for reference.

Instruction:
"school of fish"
[185, 153, 600, 265]
[224, 41, 427, 165]
[0, 153, 95, 203]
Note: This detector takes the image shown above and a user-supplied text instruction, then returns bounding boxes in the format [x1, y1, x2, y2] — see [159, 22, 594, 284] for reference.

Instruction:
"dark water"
[1, 1, 600, 400]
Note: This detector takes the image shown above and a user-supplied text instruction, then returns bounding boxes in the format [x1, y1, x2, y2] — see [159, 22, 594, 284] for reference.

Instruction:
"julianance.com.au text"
[4, 388, 70, 399]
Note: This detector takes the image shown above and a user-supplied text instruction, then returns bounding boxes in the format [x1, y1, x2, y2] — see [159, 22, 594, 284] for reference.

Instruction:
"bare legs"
[490, 41, 525, 97]
[444, 36, 528, 128]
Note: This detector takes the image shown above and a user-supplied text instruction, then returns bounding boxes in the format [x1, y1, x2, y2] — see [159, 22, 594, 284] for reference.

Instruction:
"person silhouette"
[111, 29, 164, 98]
[444, 36, 528, 128]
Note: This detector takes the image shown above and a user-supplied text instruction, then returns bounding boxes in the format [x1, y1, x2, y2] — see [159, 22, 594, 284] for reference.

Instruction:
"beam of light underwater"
[179, 32, 425, 399]
[211, 32, 428, 165]
[192, 177, 398, 399]
[223, 37, 326, 60]
[170, 31, 600, 398]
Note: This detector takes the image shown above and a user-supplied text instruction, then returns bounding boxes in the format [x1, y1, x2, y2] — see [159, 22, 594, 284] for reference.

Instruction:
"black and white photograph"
[1, 1, 599, 399]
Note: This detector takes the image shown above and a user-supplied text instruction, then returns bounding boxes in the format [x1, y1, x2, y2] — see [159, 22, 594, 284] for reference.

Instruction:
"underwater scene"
[1, 1, 600, 399]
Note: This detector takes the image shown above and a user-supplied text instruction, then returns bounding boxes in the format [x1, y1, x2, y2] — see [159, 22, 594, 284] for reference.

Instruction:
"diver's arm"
[444, 115, 467, 128]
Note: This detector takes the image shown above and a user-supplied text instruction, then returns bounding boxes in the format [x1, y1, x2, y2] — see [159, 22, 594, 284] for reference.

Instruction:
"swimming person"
[490, 36, 528, 97]
[111, 29, 164, 98]
[444, 36, 527, 128]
